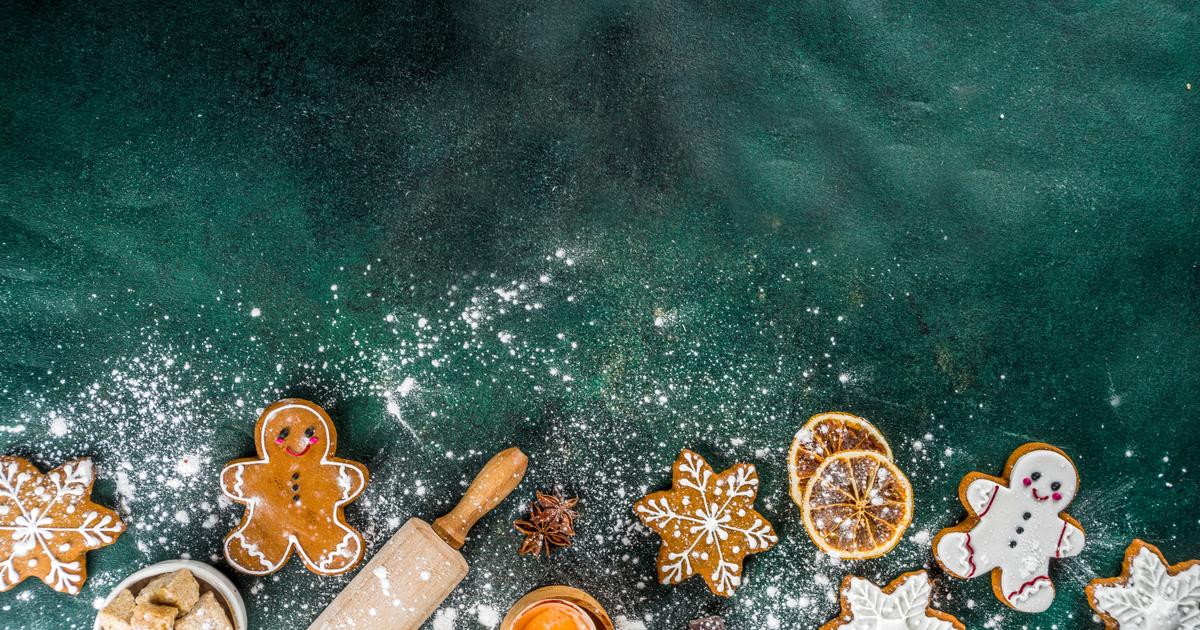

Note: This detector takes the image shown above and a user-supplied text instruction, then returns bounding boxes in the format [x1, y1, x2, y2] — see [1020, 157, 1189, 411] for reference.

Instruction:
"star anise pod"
[532, 490, 580, 534]
[514, 502, 573, 557]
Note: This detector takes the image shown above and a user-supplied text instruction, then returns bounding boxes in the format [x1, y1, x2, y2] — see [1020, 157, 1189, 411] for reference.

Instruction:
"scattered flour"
[475, 604, 499, 628]
[432, 607, 458, 630]
[614, 615, 648, 630]
[373, 567, 391, 596]
[48, 415, 68, 437]
[3, 248, 988, 628]
[175, 454, 202, 476]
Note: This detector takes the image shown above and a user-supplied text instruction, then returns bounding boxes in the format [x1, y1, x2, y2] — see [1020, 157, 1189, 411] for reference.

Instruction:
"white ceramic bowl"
[93, 559, 248, 630]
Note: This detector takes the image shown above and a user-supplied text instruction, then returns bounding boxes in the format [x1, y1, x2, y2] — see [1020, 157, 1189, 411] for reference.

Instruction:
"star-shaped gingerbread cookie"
[1086, 539, 1199, 629]
[0, 457, 125, 595]
[633, 449, 778, 596]
[820, 570, 964, 630]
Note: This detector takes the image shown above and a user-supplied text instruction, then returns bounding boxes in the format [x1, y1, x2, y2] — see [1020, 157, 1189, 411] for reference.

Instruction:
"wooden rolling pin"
[308, 447, 528, 629]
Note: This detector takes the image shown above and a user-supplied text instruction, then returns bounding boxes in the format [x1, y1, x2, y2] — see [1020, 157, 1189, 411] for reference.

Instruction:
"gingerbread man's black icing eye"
[278, 428, 290, 440]
[1050, 481, 1061, 491]
[1031, 472, 1041, 481]
[304, 427, 315, 438]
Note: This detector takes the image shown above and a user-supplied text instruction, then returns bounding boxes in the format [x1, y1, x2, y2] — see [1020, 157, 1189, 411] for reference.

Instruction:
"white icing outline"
[1007, 575, 1052, 605]
[219, 402, 367, 576]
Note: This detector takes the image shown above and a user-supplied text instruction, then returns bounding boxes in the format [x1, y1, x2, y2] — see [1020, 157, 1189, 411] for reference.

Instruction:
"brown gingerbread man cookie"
[0, 457, 124, 594]
[220, 399, 368, 575]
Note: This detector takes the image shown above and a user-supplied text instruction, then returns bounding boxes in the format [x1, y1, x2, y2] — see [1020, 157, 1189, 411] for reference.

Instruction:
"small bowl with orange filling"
[501, 586, 614, 630]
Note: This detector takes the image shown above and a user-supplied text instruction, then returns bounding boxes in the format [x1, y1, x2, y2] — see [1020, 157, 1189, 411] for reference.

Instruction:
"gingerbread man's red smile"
[285, 441, 316, 456]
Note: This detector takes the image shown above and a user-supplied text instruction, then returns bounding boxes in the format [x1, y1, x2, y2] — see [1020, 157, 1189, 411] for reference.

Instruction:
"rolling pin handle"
[431, 447, 528, 549]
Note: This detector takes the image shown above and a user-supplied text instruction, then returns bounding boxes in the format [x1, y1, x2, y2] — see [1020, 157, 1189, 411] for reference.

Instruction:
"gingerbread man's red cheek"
[1022, 477, 1032, 486]
[1052, 492, 1063, 501]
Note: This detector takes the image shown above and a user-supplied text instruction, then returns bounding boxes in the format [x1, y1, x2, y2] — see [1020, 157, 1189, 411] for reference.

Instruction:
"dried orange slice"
[788, 412, 892, 510]
[802, 450, 912, 559]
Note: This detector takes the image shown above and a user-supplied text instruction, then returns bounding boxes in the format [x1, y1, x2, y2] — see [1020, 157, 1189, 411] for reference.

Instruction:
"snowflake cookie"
[633, 449, 778, 596]
[1086, 539, 1199, 629]
[933, 442, 1085, 613]
[0, 457, 125, 595]
[819, 570, 965, 630]
[220, 399, 368, 575]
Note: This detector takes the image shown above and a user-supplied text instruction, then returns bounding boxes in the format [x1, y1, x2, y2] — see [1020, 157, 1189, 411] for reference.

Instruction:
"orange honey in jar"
[510, 599, 597, 630]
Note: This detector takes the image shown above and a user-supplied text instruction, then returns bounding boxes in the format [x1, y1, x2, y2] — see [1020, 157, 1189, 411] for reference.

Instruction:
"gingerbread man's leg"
[998, 557, 1054, 613]
[225, 516, 293, 574]
[294, 520, 364, 575]
[936, 529, 995, 579]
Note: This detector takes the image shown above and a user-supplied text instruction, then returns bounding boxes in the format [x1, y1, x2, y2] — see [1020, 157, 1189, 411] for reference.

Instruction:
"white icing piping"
[949, 533, 973, 577]
[1007, 576, 1051, 605]
[1056, 523, 1074, 557]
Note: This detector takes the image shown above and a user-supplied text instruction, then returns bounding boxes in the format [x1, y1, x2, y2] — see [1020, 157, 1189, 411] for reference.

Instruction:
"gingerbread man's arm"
[964, 477, 1004, 515]
[330, 462, 367, 502]
[220, 461, 262, 501]
[1054, 517, 1085, 558]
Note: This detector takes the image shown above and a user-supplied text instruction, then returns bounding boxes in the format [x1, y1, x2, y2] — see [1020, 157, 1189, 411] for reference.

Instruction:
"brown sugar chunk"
[135, 569, 200, 614]
[176, 591, 234, 630]
[129, 601, 179, 630]
[97, 588, 136, 630]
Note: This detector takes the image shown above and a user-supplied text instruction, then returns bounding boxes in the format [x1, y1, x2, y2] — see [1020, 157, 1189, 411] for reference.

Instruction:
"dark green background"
[1, 1, 1197, 628]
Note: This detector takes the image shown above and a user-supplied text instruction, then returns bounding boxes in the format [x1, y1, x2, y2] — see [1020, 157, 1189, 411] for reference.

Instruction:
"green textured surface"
[1, 1, 1198, 628]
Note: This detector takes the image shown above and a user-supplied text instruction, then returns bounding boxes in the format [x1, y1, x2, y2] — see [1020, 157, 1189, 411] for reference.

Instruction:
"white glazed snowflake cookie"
[1087, 539, 1200, 629]
[933, 442, 1085, 613]
[819, 570, 965, 630]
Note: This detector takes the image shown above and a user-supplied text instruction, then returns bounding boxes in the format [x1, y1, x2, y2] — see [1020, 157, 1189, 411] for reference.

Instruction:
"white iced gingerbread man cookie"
[933, 442, 1085, 613]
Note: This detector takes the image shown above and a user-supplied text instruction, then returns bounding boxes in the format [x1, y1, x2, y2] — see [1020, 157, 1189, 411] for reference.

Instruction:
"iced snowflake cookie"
[220, 399, 368, 575]
[933, 442, 1085, 613]
[819, 570, 964, 630]
[0, 457, 124, 594]
[1086, 539, 1199, 629]
[633, 449, 778, 596]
